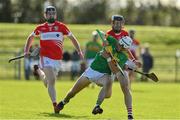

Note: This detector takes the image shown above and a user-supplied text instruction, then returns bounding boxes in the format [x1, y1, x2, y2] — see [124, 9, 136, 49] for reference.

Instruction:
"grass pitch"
[0, 79, 180, 119]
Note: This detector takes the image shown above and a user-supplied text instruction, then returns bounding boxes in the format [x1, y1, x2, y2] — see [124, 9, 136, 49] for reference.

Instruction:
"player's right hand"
[24, 52, 30, 57]
[103, 40, 109, 46]
[134, 60, 142, 68]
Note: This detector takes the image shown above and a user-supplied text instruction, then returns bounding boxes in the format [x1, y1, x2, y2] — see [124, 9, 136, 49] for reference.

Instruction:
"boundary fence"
[0, 51, 179, 82]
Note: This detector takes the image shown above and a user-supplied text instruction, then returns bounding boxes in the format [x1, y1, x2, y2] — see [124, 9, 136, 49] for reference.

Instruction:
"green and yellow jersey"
[90, 35, 128, 74]
[85, 41, 102, 59]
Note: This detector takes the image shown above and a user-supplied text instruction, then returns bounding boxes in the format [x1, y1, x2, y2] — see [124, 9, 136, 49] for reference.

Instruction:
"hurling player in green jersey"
[85, 31, 102, 67]
[55, 34, 141, 120]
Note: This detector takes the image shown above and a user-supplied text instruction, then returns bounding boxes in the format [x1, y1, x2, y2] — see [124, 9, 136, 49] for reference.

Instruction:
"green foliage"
[0, 80, 180, 119]
[66, 0, 107, 24]
[1, 0, 180, 26]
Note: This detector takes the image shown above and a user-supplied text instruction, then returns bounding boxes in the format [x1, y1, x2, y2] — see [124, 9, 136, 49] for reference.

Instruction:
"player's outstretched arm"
[24, 33, 34, 56]
[127, 49, 142, 68]
[68, 34, 84, 59]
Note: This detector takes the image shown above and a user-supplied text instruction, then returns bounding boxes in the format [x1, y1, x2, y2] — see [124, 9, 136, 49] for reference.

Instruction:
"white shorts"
[82, 67, 111, 86]
[125, 60, 137, 70]
[39, 56, 61, 75]
[86, 58, 94, 67]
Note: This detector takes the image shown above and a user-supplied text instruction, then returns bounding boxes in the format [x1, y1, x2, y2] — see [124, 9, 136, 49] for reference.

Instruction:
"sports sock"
[127, 107, 133, 116]
[62, 100, 68, 105]
[95, 99, 102, 107]
[48, 84, 56, 103]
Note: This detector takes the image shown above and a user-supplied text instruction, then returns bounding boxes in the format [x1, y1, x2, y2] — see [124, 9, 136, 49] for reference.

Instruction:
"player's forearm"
[107, 58, 120, 74]
[69, 34, 82, 53]
[24, 34, 34, 53]
[127, 49, 136, 61]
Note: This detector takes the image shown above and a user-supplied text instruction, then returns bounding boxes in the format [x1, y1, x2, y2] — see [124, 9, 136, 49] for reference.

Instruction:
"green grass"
[0, 79, 180, 119]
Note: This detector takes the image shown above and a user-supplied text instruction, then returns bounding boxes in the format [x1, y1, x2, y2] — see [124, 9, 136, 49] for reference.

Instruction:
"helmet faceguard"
[111, 15, 125, 33]
[119, 36, 132, 49]
[44, 6, 57, 23]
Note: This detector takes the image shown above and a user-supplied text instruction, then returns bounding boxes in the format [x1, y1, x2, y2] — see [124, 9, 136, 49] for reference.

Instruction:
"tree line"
[0, 0, 180, 26]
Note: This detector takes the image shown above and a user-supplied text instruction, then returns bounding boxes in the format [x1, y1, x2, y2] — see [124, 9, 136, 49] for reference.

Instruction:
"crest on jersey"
[54, 26, 58, 31]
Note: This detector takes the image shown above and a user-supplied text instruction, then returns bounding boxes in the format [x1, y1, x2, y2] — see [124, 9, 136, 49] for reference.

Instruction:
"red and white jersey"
[33, 21, 71, 60]
[106, 29, 136, 60]
[130, 39, 140, 60]
[106, 29, 129, 41]
[130, 39, 140, 51]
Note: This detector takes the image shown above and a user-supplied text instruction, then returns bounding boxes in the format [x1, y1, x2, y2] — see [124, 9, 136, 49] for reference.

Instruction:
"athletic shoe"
[128, 115, 134, 120]
[92, 106, 103, 115]
[54, 101, 64, 114]
[53, 102, 57, 113]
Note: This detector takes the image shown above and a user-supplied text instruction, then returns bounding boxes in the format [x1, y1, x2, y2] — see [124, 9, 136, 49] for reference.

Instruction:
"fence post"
[15, 52, 22, 80]
[175, 49, 180, 82]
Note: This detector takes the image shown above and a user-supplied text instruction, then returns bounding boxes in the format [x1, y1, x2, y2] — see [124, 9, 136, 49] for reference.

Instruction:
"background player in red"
[128, 29, 141, 83]
[106, 15, 129, 40]
[106, 15, 141, 74]
[106, 15, 137, 61]
[24, 6, 84, 113]
[106, 15, 141, 119]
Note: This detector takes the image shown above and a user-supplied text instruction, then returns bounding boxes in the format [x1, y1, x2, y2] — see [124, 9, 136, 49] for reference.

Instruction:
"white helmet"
[119, 36, 132, 48]
[92, 31, 98, 36]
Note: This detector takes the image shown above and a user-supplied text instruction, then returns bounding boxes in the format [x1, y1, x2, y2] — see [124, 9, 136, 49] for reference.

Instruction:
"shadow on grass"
[38, 112, 89, 119]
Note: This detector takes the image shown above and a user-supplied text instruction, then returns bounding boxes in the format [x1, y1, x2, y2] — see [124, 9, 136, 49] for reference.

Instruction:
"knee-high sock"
[48, 83, 56, 103]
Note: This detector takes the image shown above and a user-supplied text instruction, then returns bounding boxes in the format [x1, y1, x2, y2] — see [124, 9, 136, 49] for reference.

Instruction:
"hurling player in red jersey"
[106, 15, 137, 61]
[106, 15, 141, 120]
[24, 6, 84, 113]
[128, 29, 141, 83]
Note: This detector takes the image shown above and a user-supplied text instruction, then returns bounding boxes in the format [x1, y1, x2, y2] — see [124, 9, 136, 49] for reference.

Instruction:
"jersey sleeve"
[33, 26, 40, 36]
[61, 23, 72, 36]
[134, 39, 140, 45]
[106, 35, 117, 46]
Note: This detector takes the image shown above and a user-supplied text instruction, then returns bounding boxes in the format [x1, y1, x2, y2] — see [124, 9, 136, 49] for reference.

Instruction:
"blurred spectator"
[63, 51, 71, 62]
[85, 31, 102, 67]
[58, 51, 71, 77]
[84, 31, 102, 87]
[24, 46, 33, 80]
[80, 60, 86, 75]
[141, 44, 154, 81]
[129, 29, 141, 60]
[70, 50, 80, 80]
[31, 44, 40, 80]
[128, 29, 141, 82]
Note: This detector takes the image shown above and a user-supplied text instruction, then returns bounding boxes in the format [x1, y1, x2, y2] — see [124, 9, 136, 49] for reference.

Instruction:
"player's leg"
[55, 76, 91, 113]
[116, 71, 134, 119]
[128, 71, 134, 89]
[64, 76, 91, 103]
[43, 67, 57, 110]
[34, 65, 47, 87]
[92, 74, 112, 115]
